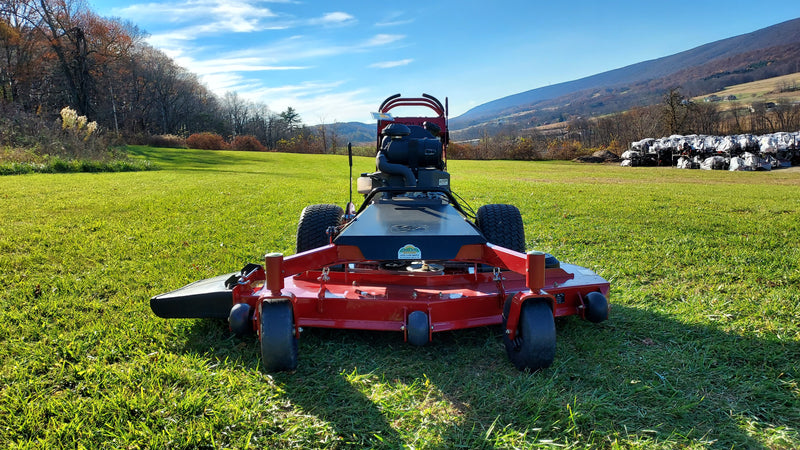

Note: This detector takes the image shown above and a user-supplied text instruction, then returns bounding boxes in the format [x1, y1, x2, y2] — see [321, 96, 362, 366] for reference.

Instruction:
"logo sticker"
[398, 244, 422, 260]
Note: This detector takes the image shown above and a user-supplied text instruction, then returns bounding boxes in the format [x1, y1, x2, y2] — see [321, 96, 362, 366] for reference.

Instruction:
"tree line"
[453, 88, 800, 160]
[0, 0, 328, 151]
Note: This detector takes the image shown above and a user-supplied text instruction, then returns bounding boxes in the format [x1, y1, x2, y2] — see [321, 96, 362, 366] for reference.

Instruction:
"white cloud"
[310, 12, 356, 26]
[279, 89, 376, 124]
[230, 81, 375, 123]
[183, 33, 407, 68]
[375, 19, 414, 27]
[240, 80, 346, 100]
[178, 55, 308, 74]
[200, 73, 248, 92]
[118, 0, 277, 24]
[364, 34, 405, 47]
[374, 11, 414, 27]
[369, 59, 413, 69]
[121, 0, 284, 41]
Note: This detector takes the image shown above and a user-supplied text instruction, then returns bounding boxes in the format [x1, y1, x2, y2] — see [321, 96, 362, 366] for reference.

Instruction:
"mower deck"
[254, 260, 606, 334]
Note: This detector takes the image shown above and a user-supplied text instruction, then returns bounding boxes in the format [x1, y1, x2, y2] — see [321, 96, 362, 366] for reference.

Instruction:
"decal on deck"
[398, 244, 422, 260]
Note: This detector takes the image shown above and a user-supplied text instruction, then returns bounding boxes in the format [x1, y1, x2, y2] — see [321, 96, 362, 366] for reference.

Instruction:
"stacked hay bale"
[620, 131, 799, 170]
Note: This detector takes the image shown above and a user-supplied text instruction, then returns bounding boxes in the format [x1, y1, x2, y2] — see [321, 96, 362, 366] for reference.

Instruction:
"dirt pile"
[574, 150, 620, 163]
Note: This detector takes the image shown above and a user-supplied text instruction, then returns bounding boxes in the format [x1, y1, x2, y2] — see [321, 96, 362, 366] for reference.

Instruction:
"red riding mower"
[151, 94, 610, 371]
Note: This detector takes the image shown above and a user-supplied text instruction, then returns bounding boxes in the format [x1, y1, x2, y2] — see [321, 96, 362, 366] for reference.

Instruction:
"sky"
[88, 0, 800, 125]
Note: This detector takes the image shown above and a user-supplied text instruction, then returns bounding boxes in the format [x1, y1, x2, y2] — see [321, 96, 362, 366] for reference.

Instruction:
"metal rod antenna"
[348, 142, 353, 209]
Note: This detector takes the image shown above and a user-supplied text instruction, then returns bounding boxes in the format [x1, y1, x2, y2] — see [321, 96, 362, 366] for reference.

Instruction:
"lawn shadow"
[127, 146, 279, 171]
[405, 305, 797, 448]
[178, 320, 407, 448]
[175, 304, 798, 448]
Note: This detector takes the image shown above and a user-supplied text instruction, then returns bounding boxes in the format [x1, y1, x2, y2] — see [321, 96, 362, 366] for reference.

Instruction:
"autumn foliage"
[186, 133, 228, 150]
[184, 134, 267, 151]
[0, 0, 305, 152]
[231, 135, 266, 152]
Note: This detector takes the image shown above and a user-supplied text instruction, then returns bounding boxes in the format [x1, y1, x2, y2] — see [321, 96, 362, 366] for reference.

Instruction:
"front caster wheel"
[259, 300, 298, 372]
[407, 310, 430, 346]
[503, 300, 556, 371]
[583, 291, 609, 323]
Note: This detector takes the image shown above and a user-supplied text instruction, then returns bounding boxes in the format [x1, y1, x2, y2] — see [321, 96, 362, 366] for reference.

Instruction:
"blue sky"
[89, 0, 800, 125]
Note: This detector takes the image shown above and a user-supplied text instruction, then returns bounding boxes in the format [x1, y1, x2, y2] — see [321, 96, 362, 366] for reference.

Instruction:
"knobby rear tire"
[296, 204, 344, 253]
[475, 204, 525, 253]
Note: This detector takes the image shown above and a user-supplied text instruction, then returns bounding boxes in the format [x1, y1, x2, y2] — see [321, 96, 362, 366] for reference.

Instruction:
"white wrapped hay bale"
[676, 156, 694, 169]
[759, 135, 777, 153]
[729, 156, 747, 171]
[742, 152, 772, 171]
[700, 155, 728, 170]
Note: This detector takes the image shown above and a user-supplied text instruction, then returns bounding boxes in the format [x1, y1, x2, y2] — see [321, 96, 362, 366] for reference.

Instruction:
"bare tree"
[662, 88, 690, 135]
[687, 102, 721, 135]
[771, 98, 800, 131]
[317, 117, 328, 153]
[750, 102, 771, 134]
[222, 91, 249, 137]
[243, 101, 271, 145]
[328, 120, 340, 154]
[628, 105, 663, 140]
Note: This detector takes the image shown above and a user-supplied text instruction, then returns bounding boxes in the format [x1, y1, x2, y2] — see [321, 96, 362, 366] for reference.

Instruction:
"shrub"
[231, 135, 266, 152]
[509, 137, 543, 161]
[123, 133, 150, 145]
[544, 139, 588, 160]
[186, 132, 228, 150]
[148, 134, 186, 149]
[60, 107, 98, 141]
[446, 142, 478, 160]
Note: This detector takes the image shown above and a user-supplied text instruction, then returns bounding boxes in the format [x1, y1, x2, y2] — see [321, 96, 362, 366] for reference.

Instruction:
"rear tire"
[296, 204, 343, 253]
[259, 300, 298, 372]
[475, 204, 525, 252]
[503, 299, 556, 371]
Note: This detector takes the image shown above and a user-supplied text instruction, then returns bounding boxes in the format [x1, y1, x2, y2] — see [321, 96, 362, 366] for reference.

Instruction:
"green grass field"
[1, 146, 798, 449]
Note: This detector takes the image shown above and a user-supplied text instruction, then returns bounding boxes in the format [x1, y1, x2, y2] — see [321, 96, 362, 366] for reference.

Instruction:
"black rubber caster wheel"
[259, 300, 298, 372]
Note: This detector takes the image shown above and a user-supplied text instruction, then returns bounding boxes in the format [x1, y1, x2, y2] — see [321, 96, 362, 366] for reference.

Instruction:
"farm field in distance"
[693, 71, 800, 107]
[1, 146, 798, 449]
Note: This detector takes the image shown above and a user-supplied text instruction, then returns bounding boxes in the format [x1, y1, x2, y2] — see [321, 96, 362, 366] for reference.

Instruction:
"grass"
[1, 145, 798, 448]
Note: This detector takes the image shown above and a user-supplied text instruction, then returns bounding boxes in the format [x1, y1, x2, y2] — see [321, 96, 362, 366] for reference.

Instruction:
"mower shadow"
[179, 305, 798, 449]
[179, 320, 407, 448]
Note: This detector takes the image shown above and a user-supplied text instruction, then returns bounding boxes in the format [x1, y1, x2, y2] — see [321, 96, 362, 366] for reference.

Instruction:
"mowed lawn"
[1, 146, 798, 449]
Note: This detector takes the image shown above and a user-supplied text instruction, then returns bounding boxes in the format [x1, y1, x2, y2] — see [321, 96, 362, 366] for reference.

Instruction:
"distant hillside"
[450, 17, 800, 137]
[316, 121, 374, 146]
